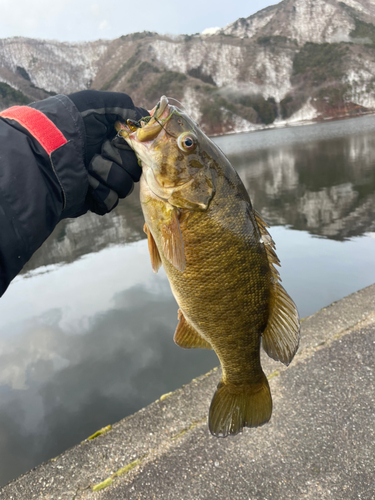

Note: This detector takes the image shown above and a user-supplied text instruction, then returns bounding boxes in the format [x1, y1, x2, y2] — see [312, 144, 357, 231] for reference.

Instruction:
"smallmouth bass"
[116, 96, 300, 437]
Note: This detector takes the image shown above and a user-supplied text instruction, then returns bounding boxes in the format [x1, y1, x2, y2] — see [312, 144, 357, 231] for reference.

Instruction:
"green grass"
[92, 458, 143, 492]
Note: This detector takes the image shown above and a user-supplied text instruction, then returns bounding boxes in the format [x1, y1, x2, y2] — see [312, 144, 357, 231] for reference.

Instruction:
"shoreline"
[209, 108, 375, 138]
[1, 283, 374, 499]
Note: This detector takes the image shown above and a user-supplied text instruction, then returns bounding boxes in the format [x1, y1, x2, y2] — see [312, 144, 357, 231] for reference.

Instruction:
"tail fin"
[208, 373, 272, 437]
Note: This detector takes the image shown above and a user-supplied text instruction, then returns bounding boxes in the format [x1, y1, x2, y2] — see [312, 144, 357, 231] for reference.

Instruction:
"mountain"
[1, 0, 375, 134]
[0, 38, 110, 108]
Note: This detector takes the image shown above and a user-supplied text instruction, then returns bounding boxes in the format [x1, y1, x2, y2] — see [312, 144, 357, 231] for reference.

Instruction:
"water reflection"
[227, 121, 375, 240]
[1, 115, 375, 487]
[0, 275, 217, 482]
[23, 115, 375, 280]
[22, 188, 145, 274]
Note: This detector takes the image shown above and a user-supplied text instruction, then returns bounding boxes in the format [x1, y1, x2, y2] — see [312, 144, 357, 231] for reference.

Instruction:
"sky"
[0, 0, 280, 42]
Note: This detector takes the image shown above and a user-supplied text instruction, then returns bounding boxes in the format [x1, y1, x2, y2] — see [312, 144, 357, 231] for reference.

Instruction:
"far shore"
[209, 108, 375, 138]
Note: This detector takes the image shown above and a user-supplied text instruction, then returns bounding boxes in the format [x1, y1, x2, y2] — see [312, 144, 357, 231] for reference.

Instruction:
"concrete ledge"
[1, 285, 374, 499]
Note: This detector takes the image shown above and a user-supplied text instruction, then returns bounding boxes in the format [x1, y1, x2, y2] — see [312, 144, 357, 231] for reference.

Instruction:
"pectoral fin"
[143, 223, 162, 273]
[161, 210, 186, 272]
[174, 310, 212, 349]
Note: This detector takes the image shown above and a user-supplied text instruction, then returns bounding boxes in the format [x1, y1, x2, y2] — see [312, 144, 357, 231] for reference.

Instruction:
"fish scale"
[117, 96, 300, 437]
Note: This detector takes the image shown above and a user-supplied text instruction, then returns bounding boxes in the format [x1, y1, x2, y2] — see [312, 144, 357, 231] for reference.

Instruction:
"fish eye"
[177, 133, 197, 152]
[184, 137, 194, 148]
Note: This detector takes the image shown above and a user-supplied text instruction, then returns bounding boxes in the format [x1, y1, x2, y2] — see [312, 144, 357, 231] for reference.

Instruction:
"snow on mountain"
[1, 0, 375, 133]
[0, 37, 109, 96]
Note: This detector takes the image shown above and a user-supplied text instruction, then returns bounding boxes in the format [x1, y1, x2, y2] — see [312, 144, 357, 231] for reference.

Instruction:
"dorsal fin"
[254, 210, 300, 366]
[143, 223, 162, 273]
[174, 310, 212, 349]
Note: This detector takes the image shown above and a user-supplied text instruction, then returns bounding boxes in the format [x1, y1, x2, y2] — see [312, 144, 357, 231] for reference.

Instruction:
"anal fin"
[143, 223, 162, 273]
[174, 309, 212, 349]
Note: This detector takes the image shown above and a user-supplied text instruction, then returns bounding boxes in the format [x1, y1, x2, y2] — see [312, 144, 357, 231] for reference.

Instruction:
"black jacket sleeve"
[0, 95, 88, 297]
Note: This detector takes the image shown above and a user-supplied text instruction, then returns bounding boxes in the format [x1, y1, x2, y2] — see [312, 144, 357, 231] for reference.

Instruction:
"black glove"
[68, 90, 148, 215]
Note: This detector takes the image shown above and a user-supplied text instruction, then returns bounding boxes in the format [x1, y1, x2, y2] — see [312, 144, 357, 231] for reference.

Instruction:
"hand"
[68, 90, 147, 215]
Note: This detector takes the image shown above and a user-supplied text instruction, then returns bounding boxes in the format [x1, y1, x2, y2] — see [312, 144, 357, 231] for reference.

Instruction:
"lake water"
[1, 115, 375, 486]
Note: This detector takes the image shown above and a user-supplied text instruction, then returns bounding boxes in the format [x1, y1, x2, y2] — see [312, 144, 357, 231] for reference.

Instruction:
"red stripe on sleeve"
[0, 106, 68, 155]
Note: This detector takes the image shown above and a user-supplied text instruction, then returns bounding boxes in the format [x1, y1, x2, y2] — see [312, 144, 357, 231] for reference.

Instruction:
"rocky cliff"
[1, 0, 375, 134]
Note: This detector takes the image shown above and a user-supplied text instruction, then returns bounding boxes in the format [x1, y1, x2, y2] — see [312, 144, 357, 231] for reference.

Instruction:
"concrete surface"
[1, 285, 375, 500]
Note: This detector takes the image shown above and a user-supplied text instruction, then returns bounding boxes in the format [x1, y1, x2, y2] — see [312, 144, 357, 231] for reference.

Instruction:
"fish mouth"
[115, 95, 170, 144]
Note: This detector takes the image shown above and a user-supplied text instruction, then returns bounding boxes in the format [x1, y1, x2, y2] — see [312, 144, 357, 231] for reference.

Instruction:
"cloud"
[0, 283, 217, 485]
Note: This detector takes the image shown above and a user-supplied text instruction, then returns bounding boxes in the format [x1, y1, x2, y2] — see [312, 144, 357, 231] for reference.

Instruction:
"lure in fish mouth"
[122, 95, 170, 142]
[116, 95, 171, 150]
[116, 95, 300, 438]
